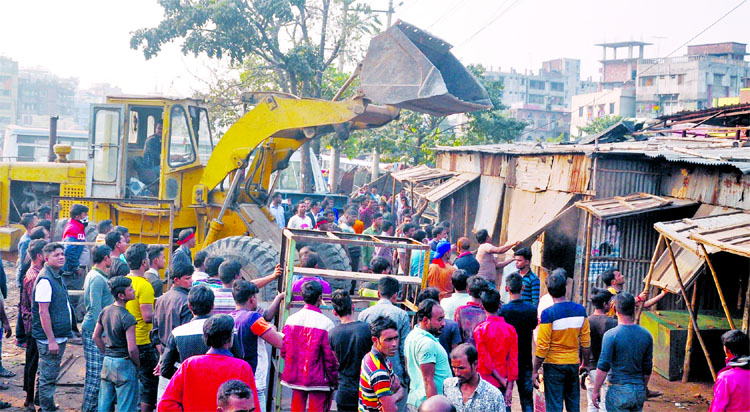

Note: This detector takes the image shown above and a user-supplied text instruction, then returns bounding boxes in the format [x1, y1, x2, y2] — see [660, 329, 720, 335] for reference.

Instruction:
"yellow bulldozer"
[0, 21, 491, 294]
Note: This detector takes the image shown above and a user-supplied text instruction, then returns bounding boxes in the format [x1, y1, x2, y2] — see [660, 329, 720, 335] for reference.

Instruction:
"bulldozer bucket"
[359, 20, 492, 117]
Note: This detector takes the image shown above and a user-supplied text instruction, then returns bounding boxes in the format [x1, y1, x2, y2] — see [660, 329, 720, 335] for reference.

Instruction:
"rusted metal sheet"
[576, 193, 698, 220]
[514, 156, 553, 192]
[422, 173, 479, 203]
[548, 154, 591, 193]
[663, 166, 750, 209]
[480, 153, 505, 177]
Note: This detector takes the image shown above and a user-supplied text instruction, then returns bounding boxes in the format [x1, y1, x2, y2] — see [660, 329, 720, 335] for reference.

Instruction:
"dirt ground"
[0, 262, 715, 412]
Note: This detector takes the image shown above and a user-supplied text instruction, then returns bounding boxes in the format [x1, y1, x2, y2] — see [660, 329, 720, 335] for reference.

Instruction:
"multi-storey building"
[0, 57, 19, 139]
[570, 87, 636, 137]
[635, 42, 750, 117]
[486, 58, 596, 141]
[17, 68, 77, 127]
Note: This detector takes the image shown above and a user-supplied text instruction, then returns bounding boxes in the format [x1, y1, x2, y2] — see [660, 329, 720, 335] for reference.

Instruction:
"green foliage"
[131, 0, 380, 97]
[578, 114, 623, 135]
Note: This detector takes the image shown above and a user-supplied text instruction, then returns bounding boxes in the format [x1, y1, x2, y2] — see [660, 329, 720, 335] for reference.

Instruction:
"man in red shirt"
[158, 314, 259, 412]
[473, 287, 518, 409]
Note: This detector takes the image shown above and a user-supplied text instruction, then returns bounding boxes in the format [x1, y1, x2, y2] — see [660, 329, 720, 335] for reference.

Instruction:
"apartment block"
[0, 57, 19, 139]
[635, 42, 750, 117]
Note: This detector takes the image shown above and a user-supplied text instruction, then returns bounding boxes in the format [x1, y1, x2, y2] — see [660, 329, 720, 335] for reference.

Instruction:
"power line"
[426, 0, 471, 30]
[524, 0, 747, 137]
[454, 0, 522, 50]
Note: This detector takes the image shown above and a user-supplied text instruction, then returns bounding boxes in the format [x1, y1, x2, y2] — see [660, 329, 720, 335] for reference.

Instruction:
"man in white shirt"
[287, 202, 313, 229]
[32, 243, 73, 412]
[269, 193, 286, 229]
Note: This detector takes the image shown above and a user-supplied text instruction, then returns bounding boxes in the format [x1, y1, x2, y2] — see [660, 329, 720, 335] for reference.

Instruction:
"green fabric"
[362, 226, 379, 268]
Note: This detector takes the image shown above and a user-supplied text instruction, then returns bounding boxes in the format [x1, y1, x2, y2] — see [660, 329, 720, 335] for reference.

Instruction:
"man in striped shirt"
[532, 269, 592, 412]
[513, 248, 540, 308]
[359, 316, 404, 412]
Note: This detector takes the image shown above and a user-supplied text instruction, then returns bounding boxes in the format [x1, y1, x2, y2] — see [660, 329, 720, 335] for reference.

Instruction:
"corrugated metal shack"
[421, 137, 750, 380]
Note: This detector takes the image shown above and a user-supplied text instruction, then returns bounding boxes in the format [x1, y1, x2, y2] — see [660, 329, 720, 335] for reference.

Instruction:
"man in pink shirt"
[158, 314, 259, 412]
[474, 229, 519, 285]
[473, 287, 518, 408]
[710, 330, 750, 412]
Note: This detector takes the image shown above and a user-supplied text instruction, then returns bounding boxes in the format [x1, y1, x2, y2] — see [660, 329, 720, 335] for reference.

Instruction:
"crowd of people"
[0, 194, 746, 412]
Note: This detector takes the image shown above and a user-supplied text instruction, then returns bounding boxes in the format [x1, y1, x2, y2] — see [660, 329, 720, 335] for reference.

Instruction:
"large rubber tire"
[296, 242, 352, 292]
[202, 236, 280, 301]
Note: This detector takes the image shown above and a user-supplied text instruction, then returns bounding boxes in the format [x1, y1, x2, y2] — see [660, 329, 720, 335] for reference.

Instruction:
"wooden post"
[464, 187, 470, 238]
[391, 176, 397, 218]
[682, 281, 699, 383]
[581, 213, 593, 304]
[635, 235, 664, 323]
[410, 181, 415, 219]
[699, 243, 736, 330]
[666, 240, 717, 381]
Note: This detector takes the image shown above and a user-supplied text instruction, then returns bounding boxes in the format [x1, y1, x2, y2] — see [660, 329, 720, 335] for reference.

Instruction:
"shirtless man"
[474, 229, 519, 286]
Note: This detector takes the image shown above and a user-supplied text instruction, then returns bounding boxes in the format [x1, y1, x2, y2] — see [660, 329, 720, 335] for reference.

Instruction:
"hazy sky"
[1, 0, 747, 95]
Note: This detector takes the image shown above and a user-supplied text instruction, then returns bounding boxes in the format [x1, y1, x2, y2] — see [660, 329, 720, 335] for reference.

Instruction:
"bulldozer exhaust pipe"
[359, 20, 492, 116]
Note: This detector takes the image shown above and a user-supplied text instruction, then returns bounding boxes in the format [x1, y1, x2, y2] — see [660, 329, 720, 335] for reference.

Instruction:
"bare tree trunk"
[330, 146, 340, 193]
[370, 142, 379, 182]
[300, 141, 314, 192]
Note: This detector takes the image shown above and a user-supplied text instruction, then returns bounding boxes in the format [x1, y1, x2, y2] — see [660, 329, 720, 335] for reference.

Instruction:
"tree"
[578, 114, 623, 135]
[130, 0, 379, 191]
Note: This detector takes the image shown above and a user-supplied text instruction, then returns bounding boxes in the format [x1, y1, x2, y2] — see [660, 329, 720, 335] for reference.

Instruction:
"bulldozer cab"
[87, 97, 213, 203]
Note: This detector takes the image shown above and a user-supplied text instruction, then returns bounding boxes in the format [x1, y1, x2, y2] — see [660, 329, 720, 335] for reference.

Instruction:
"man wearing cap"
[171, 229, 196, 271]
[427, 241, 456, 299]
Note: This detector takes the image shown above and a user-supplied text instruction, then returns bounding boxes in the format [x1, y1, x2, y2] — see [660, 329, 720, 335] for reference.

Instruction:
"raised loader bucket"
[359, 20, 492, 116]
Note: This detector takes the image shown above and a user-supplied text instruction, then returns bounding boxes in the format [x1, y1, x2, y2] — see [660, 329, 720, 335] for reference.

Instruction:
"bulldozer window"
[189, 106, 213, 165]
[92, 108, 120, 182]
[168, 105, 196, 167]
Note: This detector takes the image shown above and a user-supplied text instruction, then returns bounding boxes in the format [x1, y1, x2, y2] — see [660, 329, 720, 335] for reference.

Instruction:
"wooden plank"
[292, 266, 423, 285]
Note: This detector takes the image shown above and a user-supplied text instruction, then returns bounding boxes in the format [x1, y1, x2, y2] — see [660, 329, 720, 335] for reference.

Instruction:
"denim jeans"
[517, 366, 534, 412]
[98, 356, 139, 412]
[37, 340, 67, 412]
[543, 363, 580, 412]
[136, 343, 159, 406]
[605, 383, 646, 412]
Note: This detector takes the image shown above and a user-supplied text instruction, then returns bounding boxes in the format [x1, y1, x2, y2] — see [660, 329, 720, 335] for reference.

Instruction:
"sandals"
[0, 400, 10, 409]
[0, 369, 14, 378]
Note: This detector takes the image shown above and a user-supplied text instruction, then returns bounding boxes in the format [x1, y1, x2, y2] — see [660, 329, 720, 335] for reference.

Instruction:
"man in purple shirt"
[292, 252, 331, 301]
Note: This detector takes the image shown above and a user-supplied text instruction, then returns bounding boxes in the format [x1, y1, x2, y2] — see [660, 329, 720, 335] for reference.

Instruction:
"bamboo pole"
[581, 213, 593, 304]
[666, 240, 717, 381]
[635, 234, 664, 323]
[699, 243, 736, 330]
[682, 282, 699, 383]
[743, 271, 750, 335]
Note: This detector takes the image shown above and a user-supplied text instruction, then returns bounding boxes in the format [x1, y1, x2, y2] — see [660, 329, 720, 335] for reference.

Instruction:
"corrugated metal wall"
[594, 156, 662, 198]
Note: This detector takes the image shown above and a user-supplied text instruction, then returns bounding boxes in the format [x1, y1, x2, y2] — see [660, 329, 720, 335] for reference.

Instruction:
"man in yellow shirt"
[124, 243, 158, 412]
[601, 268, 667, 317]
[532, 269, 591, 412]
